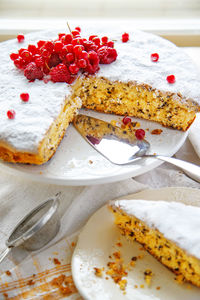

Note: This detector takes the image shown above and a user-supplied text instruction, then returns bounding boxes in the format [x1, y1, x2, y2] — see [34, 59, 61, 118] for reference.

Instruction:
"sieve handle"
[0, 247, 11, 264]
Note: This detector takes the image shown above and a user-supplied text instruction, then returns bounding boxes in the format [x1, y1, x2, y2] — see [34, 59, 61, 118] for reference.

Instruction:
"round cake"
[0, 27, 199, 164]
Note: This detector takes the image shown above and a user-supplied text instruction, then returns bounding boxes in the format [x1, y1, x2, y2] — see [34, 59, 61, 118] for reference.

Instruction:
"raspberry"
[48, 52, 61, 68]
[20, 93, 29, 102]
[69, 63, 79, 74]
[7, 109, 16, 119]
[24, 62, 43, 81]
[151, 53, 159, 62]
[10, 53, 19, 61]
[167, 74, 176, 84]
[122, 32, 129, 43]
[122, 116, 131, 125]
[135, 129, 145, 140]
[85, 51, 99, 74]
[50, 63, 71, 83]
[17, 34, 24, 43]
[98, 46, 117, 64]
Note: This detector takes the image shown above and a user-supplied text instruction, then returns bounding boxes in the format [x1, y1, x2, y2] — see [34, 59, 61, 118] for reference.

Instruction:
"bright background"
[0, 0, 199, 45]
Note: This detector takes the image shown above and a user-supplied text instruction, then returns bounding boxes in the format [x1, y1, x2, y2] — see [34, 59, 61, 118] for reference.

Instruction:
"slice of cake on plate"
[109, 199, 200, 287]
[0, 27, 200, 164]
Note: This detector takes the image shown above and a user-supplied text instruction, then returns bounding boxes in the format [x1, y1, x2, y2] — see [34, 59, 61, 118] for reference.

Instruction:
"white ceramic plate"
[0, 110, 187, 186]
[72, 187, 200, 300]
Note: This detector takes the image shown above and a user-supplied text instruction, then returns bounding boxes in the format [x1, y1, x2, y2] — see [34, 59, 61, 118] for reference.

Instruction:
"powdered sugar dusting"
[0, 29, 199, 154]
[112, 199, 200, 260]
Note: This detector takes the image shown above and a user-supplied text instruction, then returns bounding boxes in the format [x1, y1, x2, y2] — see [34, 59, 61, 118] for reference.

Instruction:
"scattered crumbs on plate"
[144, 269, 153, 286]
[5, 271, 11, 276]
[27, 279, 35, 286]
[94, 267, 103, 277]
[53, 251, 58, 255]
[89, 160, 93, 164]
[151, 129, 163, 135]
[53, 258, 61, 265]
[3, 293, 8, 299]
[116, 242, 122, 247]
[51, 274, 77, 297]
[71, 241, 76, 247]
[137, 254, 144, 259]
[156, 286, 161, 290]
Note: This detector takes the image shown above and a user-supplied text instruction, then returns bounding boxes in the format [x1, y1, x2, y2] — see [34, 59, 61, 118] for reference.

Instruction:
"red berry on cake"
[17, 34, 24, 43]
[101, 36, 108, 44]
[7, 110, 16, 119]
[65, 34, 73, 44]
[28, 44, 37, 54]
[107, 41, 114, 48]
[75, 27, 81, 32]
[71, 30, 80, 37]
[122, 116, 131, 125]
[77, 58, 87, 68]
[69, 63, 80, 74]
[167, 74, 176, 84]
[10, 53, 19, 61]
[151, 53, 159, 62]
[135, 129, 145, 140]
[98, 46, 117, 64]
[20, 93, 29, 102]
[37, 40, 46, 48]
[122, 33, 129, 43]
[66, 53, 75, 63]
[50, 63, 71, 83]
[24, 62, 43, 81]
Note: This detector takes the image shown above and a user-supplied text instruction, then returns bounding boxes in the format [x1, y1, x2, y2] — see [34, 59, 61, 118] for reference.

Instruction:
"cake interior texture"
[109, 204, 200, 287]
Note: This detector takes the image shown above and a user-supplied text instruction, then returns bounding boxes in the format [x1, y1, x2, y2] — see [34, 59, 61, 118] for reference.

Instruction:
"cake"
[109, 199, 200, 287]
[0, 27, 200, 164]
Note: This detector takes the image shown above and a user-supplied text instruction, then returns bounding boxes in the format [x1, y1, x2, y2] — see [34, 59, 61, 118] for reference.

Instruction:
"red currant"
[34, 55, 44, 67]
[77, 58, 87, 68]
[54, 41, 63, 52]
[79, 51, 88, 60]
[167, 74, 176, 84]
[107, 41, 114, 48]
[20, 50, 32, 62]
[7, 110, 16, 119]
[17, 34, 24, 43]
[10, 53, 19, 61]
[135, 129, 145, 140]
[93, 37, 100, 46]
[151, 53, 159, 62]
[14, 57, 26, 69]
[122, 33, 129, 43]
[66, 53, 75, 63]
[75, 26, 81, 32]
[20, 93, 29, 102]
[89, 35, 97, 41]
[58, 33, 65, 40]
[122, 116, 131, 125]
[37, 40, 46, 48]
[44, 41, 54, 53]
[28, 44, 37, 54]
[65, 34, 73, 44]
[73, 45, 84, 56]
[69, 63, 79, 74]
[102, 36, 108, 44]
[66, 44, 74, 53]
[72, 30, 80, 37]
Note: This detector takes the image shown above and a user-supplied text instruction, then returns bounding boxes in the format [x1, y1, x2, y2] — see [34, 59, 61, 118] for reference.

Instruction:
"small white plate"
[72, 187, 200, 300]
[0, 111, 187, 186]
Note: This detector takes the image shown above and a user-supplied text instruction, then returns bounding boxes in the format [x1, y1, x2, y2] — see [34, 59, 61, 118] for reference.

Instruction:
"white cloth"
[189, 114, 200, 159]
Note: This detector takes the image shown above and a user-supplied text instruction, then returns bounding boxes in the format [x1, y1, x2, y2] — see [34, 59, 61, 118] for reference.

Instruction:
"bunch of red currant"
[10, 28, 118, 84]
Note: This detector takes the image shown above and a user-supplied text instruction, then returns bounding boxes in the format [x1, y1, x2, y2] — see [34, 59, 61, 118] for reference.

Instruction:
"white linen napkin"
[188, 114, 200, 158]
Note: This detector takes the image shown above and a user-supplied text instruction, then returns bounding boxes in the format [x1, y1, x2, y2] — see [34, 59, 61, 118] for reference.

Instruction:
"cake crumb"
[5, 270, 11, 276]
[53, 258, 61, 265]
[116, 242, 122, 247]
[134, 284, 138, 288]
[151, 129, 163, 135]
[27, 279, 35, 286]
[156, 286, 161, 290]
[94, 267, 103, 277]
[140, 284, 144, 288]
[144, 269, 153, 286]
[71, 242, 76, 247]
[89, 160, 93, 164]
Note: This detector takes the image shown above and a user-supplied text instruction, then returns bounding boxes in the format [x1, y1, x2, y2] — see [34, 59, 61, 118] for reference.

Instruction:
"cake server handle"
[0, 247, 11, 264]
[145, 155, 200, 181]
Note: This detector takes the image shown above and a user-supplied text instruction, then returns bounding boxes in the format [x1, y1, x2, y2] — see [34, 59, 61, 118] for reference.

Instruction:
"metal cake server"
[73, 114, 200, 179]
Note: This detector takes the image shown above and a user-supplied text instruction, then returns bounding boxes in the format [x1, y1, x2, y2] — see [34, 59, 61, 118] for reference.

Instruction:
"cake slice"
[109, 199, 200, 287]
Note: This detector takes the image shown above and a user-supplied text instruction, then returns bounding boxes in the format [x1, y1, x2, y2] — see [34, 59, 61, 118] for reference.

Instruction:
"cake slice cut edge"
[109, 199, 200, 287]
[0, 96, 82, 165]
